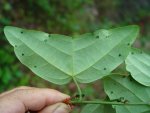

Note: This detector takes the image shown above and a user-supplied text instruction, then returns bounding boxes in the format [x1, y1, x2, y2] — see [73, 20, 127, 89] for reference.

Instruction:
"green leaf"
[81, 104, 103, 113]
[4, 25, 139, 84]
[125, 49, 150, 86]
[81, 104, 116, 113]
[103, 74, 150, 113]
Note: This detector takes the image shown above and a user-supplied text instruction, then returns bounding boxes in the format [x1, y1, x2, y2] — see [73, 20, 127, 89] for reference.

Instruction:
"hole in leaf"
[22, 53, 24, 56]
[118, 54, 121, 57]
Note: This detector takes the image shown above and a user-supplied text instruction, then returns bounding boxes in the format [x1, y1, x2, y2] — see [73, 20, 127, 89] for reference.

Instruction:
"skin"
[0, 86, 71, 113]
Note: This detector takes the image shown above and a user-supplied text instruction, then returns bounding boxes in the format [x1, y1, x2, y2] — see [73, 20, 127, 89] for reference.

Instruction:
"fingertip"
[39, 103, 71, 113]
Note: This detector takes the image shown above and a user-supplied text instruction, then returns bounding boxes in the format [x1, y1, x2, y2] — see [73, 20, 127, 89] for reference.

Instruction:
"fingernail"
[59, 93, 70, 101]
[54, 104, 71, 113]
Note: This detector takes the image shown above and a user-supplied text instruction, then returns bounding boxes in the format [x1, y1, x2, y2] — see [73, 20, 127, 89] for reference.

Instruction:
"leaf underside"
[126, 49, 150, 86]
[103, 74, 150, 113]
[4, 25, 139, 84]
[81, 104, 116, 113]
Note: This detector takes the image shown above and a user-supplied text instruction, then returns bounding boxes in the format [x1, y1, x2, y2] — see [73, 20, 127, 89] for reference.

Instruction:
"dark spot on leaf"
[34, 66, 37, 68]
[131, 52, 134, 55]
[120, 97, 124, 100]
[113, 83, 116, 85]
[48, 34, 51, 37]
[122, 76, 126, 78]
[75, 94, 85, 98]
[104, 68, 107, 70]
[44, 39, 48, 42]
[106, 36, 109, 38]
[21, 31, 23, 34]
[129, 78, 133, 82]
[110, 91, 113, 94]
[22, 53, 24, 56]
[118, 54, 121, 57]
[127, 43, 130, 46]
[82, 94, 85, 97]
[124, 100, 129, 104]
[140, 51, 142, 54]
[96, 36, 99, 38]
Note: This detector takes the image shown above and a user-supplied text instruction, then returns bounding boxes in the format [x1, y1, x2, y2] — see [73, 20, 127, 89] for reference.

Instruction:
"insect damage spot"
[131, 52, 134, 55]
[96, 36, 99, 39]
[118, 54, 122, 57]
[34, 66, 37, 68]
[110, 91, 113, 94]
[22, 53, 24, 56]
[127, 43, 130, 46]
[21, 31, 23, 34]
[48, 34, 51, 37]
[104, 68, 107, 70]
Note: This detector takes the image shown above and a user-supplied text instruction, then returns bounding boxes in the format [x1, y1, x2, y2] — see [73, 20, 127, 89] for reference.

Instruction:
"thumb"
[38, 103, 71, 113]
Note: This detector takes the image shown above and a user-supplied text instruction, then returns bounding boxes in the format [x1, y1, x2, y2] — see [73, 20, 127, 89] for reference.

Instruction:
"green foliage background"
[0, 1, 150, 112]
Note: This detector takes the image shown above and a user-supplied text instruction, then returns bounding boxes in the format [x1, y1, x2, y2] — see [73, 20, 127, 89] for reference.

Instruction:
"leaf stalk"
[71, 100, 150, 106]
[72, 77, 82, 101]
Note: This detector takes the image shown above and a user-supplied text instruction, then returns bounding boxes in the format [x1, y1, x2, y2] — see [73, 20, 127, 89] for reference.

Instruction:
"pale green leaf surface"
[125, 49, 150, 86]
[4, 25, 139, 84]
[81, 104, 104, 113]
[81, 104, 116, 113]
[103, 75, 150, 113]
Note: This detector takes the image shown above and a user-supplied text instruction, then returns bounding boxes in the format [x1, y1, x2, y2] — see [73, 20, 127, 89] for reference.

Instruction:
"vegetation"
[4, 25, 150, 113]
[0, 0, 150, 113]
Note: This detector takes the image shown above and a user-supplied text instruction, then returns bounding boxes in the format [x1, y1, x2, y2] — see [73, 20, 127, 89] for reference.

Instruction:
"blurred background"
[0, 0, 150, 112]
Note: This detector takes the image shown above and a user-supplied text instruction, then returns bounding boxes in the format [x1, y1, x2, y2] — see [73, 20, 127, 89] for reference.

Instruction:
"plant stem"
[72, 77, 82, 101]
[111, 72, 129, 76]
[71, 100, 150, 106]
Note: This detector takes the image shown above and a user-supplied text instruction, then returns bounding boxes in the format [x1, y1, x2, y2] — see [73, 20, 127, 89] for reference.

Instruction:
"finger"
[0, 87, 70, 113]
[38, 103, 71, 113]
[0, 86, 31, 97]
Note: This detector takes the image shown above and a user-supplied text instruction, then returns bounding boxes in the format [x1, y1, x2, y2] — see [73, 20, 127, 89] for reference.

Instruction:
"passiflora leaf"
[125, 49, 150, 86]
[4, 25, 139, 84]
[81, 104, 104, 113]
[81, 104, 116, 113]
[103, 74, 150, 113]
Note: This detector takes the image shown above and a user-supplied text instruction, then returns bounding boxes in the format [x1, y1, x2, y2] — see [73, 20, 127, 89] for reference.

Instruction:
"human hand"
[0, 86, 71, 113]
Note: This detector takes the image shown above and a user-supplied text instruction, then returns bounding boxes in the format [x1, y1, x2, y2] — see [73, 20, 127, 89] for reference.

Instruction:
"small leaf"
[125, 49, 150, 86]
[103, 74, 150, 113]
[4, 25, 139, 84]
